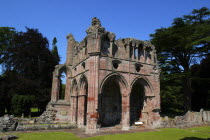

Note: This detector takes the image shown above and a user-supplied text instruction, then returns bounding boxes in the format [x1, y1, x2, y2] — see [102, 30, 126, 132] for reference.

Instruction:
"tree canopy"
[0, 27, 59, 116]
[150, 7, 210, 112]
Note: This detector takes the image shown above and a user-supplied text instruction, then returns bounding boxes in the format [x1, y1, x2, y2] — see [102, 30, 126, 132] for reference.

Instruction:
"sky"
[0, 0, 210, 64]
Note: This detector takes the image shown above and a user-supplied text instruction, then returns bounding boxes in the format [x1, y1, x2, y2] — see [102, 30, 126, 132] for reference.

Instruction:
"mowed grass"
[1, 126, 210, 140]
[31, 108, 38, 113]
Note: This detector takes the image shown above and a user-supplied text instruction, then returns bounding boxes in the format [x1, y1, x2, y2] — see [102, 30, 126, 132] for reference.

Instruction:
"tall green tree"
[150, 7, 210, 112]
[52, 37, 60, 65]
[191, 55, 210, 110]
[0, 27, 15, 65]
[1, 27, 58, 115]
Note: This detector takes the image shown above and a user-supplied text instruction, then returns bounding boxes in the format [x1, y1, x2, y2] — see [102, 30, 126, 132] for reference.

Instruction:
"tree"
[52, 37, 60, 65]
[1, 27, 58, 115]
[0, 70, 19, 115]
[191, 55, 210, 111]
[11, 94, 35, 116]
[150, 7, 210, 112]
[0, 27, 15, 65]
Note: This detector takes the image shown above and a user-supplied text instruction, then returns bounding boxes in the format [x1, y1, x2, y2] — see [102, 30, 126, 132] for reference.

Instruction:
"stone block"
[29, 120, 35, 124]
[203, 111, 210, 122]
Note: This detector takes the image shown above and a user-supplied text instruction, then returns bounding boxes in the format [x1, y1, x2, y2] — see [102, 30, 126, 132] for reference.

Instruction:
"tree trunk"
[183, 77, 192, 112]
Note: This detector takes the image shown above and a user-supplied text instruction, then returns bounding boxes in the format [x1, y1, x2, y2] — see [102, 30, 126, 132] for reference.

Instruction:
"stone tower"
[49, 17, 160, 133]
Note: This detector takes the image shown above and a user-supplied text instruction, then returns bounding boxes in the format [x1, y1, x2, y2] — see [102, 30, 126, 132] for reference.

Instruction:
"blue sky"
[0, 0, 209, 64]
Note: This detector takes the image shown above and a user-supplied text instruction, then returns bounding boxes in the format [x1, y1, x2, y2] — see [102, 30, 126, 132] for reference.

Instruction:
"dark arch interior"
[130, 80, 145, 125]
[99, 76, 122, 127]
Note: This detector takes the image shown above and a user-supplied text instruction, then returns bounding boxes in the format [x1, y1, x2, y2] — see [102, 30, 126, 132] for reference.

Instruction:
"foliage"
[60, 84, 66, 100]
[150, 7, 210, 112]
[0, 27, 58, 116]
[191, 55, 210, 111]
[0, 27, 16, 64]
[11, 94, 35, 116]
[52, 37, 60, 65]
[0, 70, 19, 115]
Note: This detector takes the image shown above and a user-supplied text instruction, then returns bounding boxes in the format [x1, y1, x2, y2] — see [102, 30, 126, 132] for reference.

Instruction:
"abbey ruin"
[48, 17, 161, 133]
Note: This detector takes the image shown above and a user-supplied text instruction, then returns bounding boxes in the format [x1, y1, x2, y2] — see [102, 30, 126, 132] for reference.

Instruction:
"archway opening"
[130, 79, 145, 125]
[99, 76, 122, 127]
[59, 71, 66, 100]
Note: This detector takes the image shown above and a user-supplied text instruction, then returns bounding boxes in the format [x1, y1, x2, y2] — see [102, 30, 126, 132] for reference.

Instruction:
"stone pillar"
[66, 34, 75, 66]
[85, 17, 105, 133]
[51, 71, 59, 102]
[132, 46, 135, 60]
[77, 84, 87, 127]
[64, 73, 71, 102]
[108, 32, 116, 57]
[77, 94, 85, 127]
[70, 96, 78, 124]
[126, 44, 130, 59]
[143, 48, 146, 63]
[86, 55, 99, 133]
[110, 41, 113, 57]
[121, 90, 130, 130]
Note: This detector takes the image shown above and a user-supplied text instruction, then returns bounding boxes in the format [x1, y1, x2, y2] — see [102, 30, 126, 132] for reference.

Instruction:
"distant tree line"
[150, 7, 210, 115]
[0, 27, 59, 116]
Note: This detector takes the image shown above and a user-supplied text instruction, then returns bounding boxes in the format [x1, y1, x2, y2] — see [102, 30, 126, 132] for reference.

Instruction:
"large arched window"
[58, 66, 67, 100]
[59, 71, 66, 100]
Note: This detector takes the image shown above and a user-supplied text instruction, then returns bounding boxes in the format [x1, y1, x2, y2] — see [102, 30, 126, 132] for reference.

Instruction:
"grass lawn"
[31, 108, 38, 113]
[1, 126, 210, 140]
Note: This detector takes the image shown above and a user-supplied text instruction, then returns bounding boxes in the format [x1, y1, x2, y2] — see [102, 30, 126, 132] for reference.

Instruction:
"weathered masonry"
[49, 17, 161, 133]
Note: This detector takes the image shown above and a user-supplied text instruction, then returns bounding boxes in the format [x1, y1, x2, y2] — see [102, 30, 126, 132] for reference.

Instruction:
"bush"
[11, 95, 35, 117]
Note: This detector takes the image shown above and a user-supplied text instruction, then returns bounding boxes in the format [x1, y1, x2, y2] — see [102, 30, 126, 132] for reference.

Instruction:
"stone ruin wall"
[1, 18, 210, 134]
[39, 17, 161, 133]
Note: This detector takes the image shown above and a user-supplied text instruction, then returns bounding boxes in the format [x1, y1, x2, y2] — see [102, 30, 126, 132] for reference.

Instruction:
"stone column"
[132, 46, 135, 60]
[86, 55, 99, 133]
[70, 96, 78, 124]
[108, 32, 116, 57]
[77, 86, 86, 127]
[109, 41, 113, 57]
[126, 44, 130, 59]
[121, 89, 130, 130]
[66, 34, 75, 66]
[77, 95, 85, 127]
[51, 71, 59, 102]
[143, 48, 146, 63]
[85, 17, 104, 133]
[64, 73, 71, 102]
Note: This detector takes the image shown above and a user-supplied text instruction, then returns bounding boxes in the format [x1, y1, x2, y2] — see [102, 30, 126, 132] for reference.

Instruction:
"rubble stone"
[0, 115, 17, 132]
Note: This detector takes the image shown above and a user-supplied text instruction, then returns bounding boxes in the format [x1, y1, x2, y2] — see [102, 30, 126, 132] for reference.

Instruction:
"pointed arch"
[130, 76, 154, 125]
[71, 79, 78, 96]
[99, 72, 128, 94]
[79, 74, 88, 94]
[131, 76, 154, 96]
[98, 72, 128, 127]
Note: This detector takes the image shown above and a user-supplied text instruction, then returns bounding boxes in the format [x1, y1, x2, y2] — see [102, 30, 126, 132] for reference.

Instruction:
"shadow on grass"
[180, 137, 210, 140]
[31, 112, 42, 117]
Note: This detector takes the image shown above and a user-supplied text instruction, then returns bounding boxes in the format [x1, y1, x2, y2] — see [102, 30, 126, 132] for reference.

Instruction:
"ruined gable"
[48, 17, 161, 133]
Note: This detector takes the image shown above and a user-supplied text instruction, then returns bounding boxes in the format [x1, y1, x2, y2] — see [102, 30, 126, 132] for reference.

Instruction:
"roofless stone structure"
[48, 17, 161, 133]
